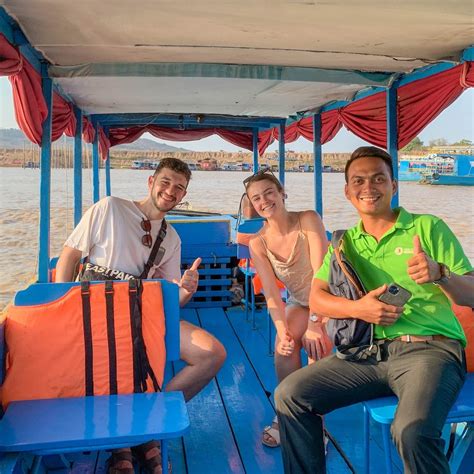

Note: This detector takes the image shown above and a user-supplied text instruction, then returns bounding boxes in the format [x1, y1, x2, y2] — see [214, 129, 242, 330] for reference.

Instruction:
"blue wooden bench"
[0, 280, 189, 473]
[363, 373, 474, 474]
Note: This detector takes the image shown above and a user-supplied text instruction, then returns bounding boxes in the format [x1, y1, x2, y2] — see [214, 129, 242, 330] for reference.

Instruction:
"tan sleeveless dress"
[258, 214, 313, 307]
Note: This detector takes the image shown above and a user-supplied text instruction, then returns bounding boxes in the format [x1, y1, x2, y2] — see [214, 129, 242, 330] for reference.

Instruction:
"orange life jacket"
[452, 304, 474, 372]
[1, 280, 166, 408]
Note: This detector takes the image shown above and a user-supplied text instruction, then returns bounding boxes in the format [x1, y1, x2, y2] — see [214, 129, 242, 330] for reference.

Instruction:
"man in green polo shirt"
[275, 146, 474, 474]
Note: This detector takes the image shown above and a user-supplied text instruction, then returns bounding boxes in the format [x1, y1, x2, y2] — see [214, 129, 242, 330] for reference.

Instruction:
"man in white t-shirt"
[56, 157, 226, 474]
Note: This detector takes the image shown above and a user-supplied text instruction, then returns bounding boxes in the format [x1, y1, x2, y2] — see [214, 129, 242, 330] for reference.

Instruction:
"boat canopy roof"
[2, 1, 473, 117]
[0, 1, 473, 155]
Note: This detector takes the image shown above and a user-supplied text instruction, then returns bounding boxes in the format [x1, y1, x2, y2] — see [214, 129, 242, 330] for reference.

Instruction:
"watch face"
[442, 264, 451, 279]
[309, 314, 318, 322]
[434, 263, 451, 284]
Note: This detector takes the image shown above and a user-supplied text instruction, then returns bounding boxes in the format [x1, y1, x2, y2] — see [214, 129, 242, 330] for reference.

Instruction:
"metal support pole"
[92, 120, 100, 203]
[252, 128, 259, 172]
[313, 114, 323, 217]
[73, 106, 83, 226]
[278, 122, 285, 186]
[105, 127, 111, 196]
[387, 83, 399, 207]
[38, 64, 53, 283]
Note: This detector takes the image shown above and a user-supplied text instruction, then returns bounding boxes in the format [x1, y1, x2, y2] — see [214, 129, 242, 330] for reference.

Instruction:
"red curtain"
[339, 91, 387, 147]
[0, 33, 22, 75]
[9, 59, 48, 145]
[258, 109, 342, 155]
[3, 33, 472, 157]
[82, 117, 95, 143]
[397, 64, 471, 148]
[109, 125, 254, 151]
[0, 34, 103, 152]
[52, 93, 76, 141]
[259, 61, 473, 153]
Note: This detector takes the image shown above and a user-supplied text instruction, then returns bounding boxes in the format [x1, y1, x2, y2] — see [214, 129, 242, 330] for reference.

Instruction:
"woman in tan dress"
[244, 169, 332, 448]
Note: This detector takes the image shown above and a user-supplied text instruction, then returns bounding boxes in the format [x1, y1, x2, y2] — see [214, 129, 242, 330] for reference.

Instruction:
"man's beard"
[152, 193, 177, 212]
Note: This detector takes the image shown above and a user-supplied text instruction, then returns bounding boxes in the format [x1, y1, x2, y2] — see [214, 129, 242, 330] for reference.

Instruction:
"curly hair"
[153, 157, 192, 183]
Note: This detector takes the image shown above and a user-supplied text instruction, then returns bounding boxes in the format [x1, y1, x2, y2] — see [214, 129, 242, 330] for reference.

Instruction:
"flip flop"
[133, 440, 172, 474]
[262, 415, 280, 448]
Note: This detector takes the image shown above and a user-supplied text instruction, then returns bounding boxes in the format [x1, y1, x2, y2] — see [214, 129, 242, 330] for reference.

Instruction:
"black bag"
[78, 219, 167, 282]
[326, 230, 375, 361]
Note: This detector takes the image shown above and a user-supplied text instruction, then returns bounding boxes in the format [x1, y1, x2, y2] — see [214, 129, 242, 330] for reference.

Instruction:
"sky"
[0, 77, 472, 152]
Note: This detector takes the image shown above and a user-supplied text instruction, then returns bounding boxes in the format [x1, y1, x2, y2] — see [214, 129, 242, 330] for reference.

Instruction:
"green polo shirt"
[315, 208, 473, 346]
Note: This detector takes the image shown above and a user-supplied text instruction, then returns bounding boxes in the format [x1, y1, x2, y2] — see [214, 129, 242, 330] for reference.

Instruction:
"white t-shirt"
[65, 196, 181, 281]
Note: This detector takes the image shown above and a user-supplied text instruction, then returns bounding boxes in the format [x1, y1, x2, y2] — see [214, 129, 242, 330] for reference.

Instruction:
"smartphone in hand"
[378, 283, 412, 306]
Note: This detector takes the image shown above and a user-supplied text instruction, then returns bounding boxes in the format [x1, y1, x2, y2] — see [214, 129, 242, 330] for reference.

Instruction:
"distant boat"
[131, 160, 159, 170]
[399, 153, 474, 186]
[420, 153, 474, 186]
[299, 164, 314, 172]
[23, 161, 39, 169]
[221, 162, 242, 171]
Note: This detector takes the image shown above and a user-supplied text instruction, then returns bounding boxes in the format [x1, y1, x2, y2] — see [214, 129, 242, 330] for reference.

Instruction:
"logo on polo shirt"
[394, 247, 414, 256]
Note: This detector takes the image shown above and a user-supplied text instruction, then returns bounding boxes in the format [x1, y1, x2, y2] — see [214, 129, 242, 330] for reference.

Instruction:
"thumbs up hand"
[173, 257, 202, 294]
[407, 235, 440, 284]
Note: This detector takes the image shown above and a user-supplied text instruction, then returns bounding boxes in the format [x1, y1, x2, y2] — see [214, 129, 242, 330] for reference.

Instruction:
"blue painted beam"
[278, 122, 285, 186]
[73, 106, 83, 226]
[313, 114, 323, 217]
[252, 129, 259, 172]
[92, 121, 100, 203]
[92, 113, 284, 129]
[386, 83, 399, 208]
[49, 62, 392, 87]
[38, 64, 53, 283]
[462, 46, 474, 61]
[0, 7, 15, 43]
[296, 56, 470, 119]
[105, 128, 111, 197]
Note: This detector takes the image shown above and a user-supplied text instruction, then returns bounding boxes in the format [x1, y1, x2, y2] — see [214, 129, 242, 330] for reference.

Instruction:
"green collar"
[353, 207, 414, 240]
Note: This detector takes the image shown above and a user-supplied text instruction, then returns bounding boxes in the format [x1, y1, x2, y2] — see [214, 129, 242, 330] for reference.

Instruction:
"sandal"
[133, 440, 172, 474]
[262, 415, 280, 448]
[106, 448, 134, 474]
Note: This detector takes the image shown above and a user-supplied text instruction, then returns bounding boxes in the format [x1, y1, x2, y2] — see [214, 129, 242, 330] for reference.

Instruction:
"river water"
[1, 168, 473, 309]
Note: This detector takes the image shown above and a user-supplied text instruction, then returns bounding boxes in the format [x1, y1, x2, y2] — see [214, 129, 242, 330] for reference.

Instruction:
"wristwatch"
[309, 313, 322, 323]
[433, 263, 451, 285]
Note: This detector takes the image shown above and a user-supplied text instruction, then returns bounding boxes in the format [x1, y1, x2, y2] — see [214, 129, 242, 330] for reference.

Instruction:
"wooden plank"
[197, 307, 283, 474]
[194, 290, 232, 298]
[194, 268, 231, 276]
[199, 278, 232, 286]
[165, 360, 196, 474]
[226, 307, 397, 473]
[68, 451, 99, 474]
[94, 450, 109, 474]
[179, 309, 245, 474]
[226, 307, 277, 396]
[182, 257, 231, 264]
[185, 301, 231, 308]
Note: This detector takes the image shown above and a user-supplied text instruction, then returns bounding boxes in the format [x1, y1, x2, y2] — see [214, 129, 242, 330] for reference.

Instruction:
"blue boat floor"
[60, 306, 398, 474]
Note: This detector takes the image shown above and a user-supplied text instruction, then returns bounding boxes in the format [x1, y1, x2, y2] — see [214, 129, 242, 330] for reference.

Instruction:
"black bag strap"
[335, 337, 378, 361]
[446, 423, 457, 461]
[331, 229, 346, 249]
[139, 219, 167, 279]
[129, 279, 143, 392]
[128, 280, 161, 393]
[331, 230, 365, 298]
[105, 281, 118, 394]
[80, 281, 94, 396]
[330, 230, 375, 358]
